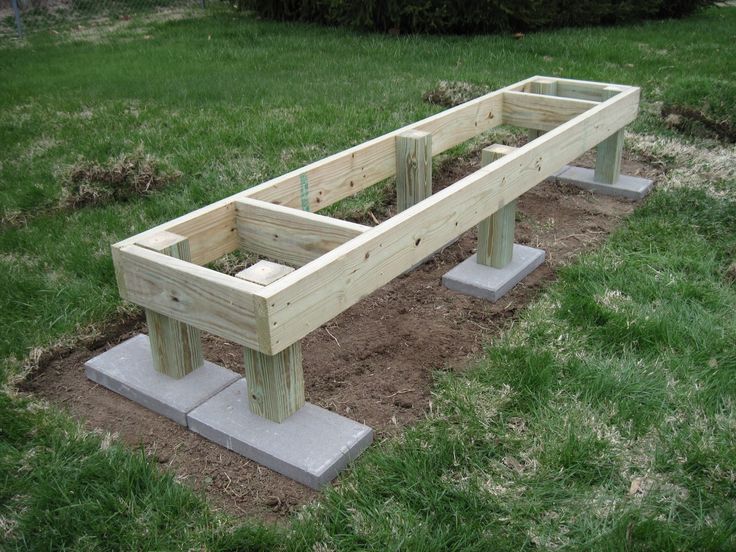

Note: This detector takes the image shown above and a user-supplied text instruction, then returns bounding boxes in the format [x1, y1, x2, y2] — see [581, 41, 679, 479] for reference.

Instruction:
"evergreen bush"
[241, 0, 716, 34]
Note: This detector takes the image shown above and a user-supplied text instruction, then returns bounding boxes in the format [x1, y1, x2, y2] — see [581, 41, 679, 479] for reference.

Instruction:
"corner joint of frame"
[253, 292, 274, 356]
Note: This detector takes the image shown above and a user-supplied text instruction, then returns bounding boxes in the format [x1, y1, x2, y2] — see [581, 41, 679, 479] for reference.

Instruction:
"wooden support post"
[234, 264, 305, 423]
[528, 78, 558, 141]
[396, 130, 432, 212]
[477, 145, 516, 268]
[244, 343, 304, 423]
[594, 86, 625, 184]
[137, 232, 204, 379]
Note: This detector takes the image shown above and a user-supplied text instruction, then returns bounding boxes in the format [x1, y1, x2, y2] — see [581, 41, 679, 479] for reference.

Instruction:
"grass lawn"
[1, 4, 735, 550]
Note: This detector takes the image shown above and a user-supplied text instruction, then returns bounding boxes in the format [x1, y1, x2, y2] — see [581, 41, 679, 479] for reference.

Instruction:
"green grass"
[1, 5, 735, 550]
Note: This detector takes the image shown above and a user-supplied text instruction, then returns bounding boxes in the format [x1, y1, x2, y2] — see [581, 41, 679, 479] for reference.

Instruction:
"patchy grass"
[0, 392, 224, 550]
[62, 148, 180, 209]
[268, 181, 736, 551]
[422, 80, 492, 108]
[627, 133, 736, 199]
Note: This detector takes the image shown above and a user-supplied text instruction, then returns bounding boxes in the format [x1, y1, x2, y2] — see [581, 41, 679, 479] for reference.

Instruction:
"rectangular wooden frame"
[113, 76, 640, 355]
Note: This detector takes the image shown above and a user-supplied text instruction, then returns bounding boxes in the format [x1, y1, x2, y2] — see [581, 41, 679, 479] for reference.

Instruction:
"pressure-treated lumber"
[594, 86, 625, 184]
[244, 342, 304, 423]
[554, 80, 611, 101]
[477, 145, 516, 268]
[240, 84, 511, 212]
[526, 79, 558, 140]
[112, 244, 265, 350]
[138, 202, 238, 267]
[112, 77, 641, 358]
[235, 198, 369, 267]
[396, 130, 432, 212]
[112, 77, 626, 268]
[519, 76, 612, 101]
[260, 85, 640, 355]
[137, 232, 204, 379]
[109, 71, 509, 265]
[234, 258, 305, 423]
[505, 92, 596, 132]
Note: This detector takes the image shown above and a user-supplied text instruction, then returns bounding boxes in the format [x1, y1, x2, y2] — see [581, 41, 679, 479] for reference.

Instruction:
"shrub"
[240, 0, 717, 34]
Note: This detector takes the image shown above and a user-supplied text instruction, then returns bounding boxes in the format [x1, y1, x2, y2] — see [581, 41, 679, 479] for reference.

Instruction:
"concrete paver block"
[235, 260, 295, 286]
[442, 244, 545, 302]
[187, 379, 373, 489]
[85, 334, 241, 426]
[555, 165, 653, 200]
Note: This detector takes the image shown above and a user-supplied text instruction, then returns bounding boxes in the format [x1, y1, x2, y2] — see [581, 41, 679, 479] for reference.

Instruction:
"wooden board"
[239, 87, 511, 211]
[114, 199, 239, 267]
[396, 130, 432, 212]
[244, 342, 304, 423]
[521, 76, 629, 102]
[594, 86, 625, 184]
[111, 79, 531, 265]
[503, 91, 597, 131]
[235, 198, 369, 267]
[113, 245, 266, 350]
[137, 231, 204, 378]
[477, 145, 517, 268]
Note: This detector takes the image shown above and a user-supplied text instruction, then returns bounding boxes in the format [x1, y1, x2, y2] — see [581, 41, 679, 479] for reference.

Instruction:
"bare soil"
[21, 148, 659, 523]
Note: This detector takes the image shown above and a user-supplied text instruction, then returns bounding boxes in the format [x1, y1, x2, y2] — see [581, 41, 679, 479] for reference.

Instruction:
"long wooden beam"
[240, 85, 511, 211]
[235, 198, 369, 266]
[258, 86, 640, 355]
[502, 91, 598, 131]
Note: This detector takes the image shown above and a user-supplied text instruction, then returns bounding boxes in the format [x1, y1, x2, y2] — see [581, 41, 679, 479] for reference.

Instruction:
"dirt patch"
[22, 148, 658, 522]
[662, 103, 736, 144]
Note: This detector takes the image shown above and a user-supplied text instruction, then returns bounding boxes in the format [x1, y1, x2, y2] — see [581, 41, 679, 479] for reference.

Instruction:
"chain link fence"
[1, 0, 206, 38]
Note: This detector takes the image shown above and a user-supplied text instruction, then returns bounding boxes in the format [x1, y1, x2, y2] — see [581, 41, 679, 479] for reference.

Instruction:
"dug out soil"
[22, 148, 659, 523]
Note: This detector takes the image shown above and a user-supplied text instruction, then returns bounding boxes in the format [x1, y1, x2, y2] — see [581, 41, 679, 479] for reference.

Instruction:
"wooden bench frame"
[112, 76, 640, 422]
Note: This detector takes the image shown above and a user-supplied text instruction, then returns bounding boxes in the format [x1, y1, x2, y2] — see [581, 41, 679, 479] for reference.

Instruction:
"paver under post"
[396, 130, 432, 212]
[554, 85, 653, 199]
[527, 78, 558, 142]
[137, 231, 204, 379]
[243, 342, 305, 423]
[442, 144, 545, 301]
[190, 263, 368, 486]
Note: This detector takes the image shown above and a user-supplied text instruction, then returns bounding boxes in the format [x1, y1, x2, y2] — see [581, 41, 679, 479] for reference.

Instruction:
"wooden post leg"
[137, 231, 204, 379]
[244, 343, 305, 423]
[594, 86, 625, 185]
[527, 78, 558, 142]
[477, 144, 516, 268]
[396, 130, 432, 212]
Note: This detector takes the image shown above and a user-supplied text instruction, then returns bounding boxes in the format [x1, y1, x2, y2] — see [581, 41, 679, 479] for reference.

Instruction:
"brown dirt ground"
[21, 147, 659, 523]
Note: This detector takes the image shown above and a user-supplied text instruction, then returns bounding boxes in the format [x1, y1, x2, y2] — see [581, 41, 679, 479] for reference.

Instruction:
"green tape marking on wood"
[300, 174, 310, 212]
